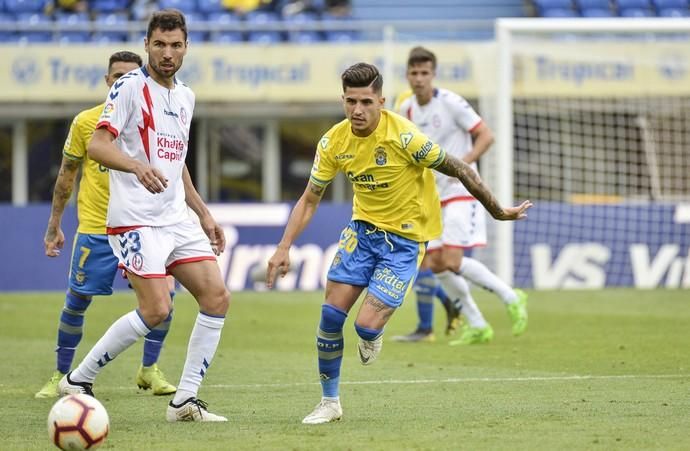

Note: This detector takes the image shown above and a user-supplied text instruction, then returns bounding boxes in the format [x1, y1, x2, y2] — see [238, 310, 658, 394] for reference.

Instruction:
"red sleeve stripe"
[117, 263, 167, 278]
[440, 196, 476, 207]
[107, 225, 144, 235]
[469, 120, 483, 133]
[166, 256, 217, 272]
[96, 121, 119, 138]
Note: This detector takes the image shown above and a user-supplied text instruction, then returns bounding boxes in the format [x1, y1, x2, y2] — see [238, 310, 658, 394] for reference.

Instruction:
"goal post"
[488, 18, 690, 289]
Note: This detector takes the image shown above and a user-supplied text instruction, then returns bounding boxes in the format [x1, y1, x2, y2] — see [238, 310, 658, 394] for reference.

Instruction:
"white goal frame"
[492, 18, 690, 285]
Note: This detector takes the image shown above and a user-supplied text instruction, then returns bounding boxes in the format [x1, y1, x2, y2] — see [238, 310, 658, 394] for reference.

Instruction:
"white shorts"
[108, 218, 216, 278]
[428, 198, 487, 251]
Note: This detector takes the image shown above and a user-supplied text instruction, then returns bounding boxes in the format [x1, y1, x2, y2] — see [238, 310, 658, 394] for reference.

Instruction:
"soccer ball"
[48, 394, 109, 450]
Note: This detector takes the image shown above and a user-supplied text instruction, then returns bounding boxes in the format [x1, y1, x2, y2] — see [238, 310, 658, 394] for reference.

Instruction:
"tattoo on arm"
[51, 158, 80, 218]
[308, 183, 325, 197]
[363, 294, 394, 322]
[435, 154, 504, 219]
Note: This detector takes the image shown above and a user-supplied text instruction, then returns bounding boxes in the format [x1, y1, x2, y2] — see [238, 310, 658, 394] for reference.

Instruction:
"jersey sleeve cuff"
[96, 121, 119, 138]
[429, 148, 446, 169]
[309, 175, 332, 187]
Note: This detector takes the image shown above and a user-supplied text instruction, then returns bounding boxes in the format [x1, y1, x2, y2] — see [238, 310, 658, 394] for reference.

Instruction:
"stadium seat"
[91, 0, 130, 13]
[4, 0, 45, 14]
[184, 11, 208, 42]
[245, 11, 283, 43]
[321, 12, 357, 43]
[658, 6, 690, 13]
[285, 12, 322, 43]
[55, 11, 91, 43]
[93, 12, 129, 43]
[208, 11, 243, 43]
[533, 0, 574, 14]
[541, 7, 579, 16]
[0, 13, 17, 42]
[576, 0, 611, 7]
[581, 7, 615, 15]
[619, 6, 655, 14]
[16, 12, 52, 42]
[197, 0, 224, 14]
[159, 0, 199, 14]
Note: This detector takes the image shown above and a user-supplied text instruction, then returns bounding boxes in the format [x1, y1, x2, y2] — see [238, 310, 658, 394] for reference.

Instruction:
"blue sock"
[354, 324, 383, 341]
[56, 291, 92, 374]
[414, 268, 437, 331]
[317, 304, 347, 398]
[142, 291, 174, 367]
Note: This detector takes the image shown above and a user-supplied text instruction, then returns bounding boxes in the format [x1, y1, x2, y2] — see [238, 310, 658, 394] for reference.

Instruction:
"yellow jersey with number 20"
[310, 110, 444, 243]
[62, 102, 110, 234]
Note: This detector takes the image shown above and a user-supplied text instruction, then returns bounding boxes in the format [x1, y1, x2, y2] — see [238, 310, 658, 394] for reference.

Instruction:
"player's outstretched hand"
[200, 214, 226, 256]
[44, 224, 65, 257]
[496, 200, 533, 221]
[133, 161, 168, 194]
[266, 246, 290, 289]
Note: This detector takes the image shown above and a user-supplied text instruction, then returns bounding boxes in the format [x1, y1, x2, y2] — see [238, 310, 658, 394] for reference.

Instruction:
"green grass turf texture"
[1, 289, 688, 450]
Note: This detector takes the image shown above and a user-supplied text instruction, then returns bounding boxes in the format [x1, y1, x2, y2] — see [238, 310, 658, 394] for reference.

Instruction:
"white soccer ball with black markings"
[48, 394, 109, 450]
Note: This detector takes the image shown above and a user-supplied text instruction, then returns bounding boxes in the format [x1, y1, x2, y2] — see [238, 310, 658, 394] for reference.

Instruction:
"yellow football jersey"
[62, 103, 109, 234]
[310, 110, 444, 242]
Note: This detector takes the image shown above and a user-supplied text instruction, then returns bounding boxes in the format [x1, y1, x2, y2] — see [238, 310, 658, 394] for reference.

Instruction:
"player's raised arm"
[266, 181, 326, 288]
[434, 153, 532, 220]
[88, 128, 168, 194]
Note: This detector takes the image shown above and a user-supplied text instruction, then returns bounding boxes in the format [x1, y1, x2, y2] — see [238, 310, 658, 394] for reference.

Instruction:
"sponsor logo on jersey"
[335, 154, 353, 161]
[412, 140, 434, 163]
[320, 136, 330, 149]
[103, 103, 115, 116]
[180, 107, 188, 125]
[374, 147, 387, 166]
[312, 152, 321, 172]
[132, 253, 144, 271]
[157, 135, 186, 162]
[164, 109, 179, 118]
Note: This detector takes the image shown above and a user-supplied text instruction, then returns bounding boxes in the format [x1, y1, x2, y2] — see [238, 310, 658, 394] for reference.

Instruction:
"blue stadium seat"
[321, 12, 357, 42]
[576, 0, 611, 7]
[617, 0, 652, 6]
[581, 7, 615, 15]
[93, 12, 129, 43]
[285, 12, 322, 43]
[658, 6, 690, 13]
[208, 11, 242, 42]
[55, 12, 91, 43]
[16, 12, 52, 42]
[619, 6, 655, 15]
[0, 13, 17, 42]
[185, 11, 207, 42]
[541, 7, 579, 16]
[159, 0, 199, 14]
[533, 0, 574, 14]
[245, 11, 283, 43]
[197, 0, 224, 14]
[4, 0, 45, 13]
[91, 0, 130, 13]
[652, 0, 690, 15]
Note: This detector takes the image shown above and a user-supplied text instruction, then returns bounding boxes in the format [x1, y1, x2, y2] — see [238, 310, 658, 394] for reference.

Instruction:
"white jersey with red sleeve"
[96, 66, 194, 231]
[397, 87, 482, 201]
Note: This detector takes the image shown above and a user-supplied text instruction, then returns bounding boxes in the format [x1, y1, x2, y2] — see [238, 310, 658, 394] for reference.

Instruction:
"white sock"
[173, 312, 225, 405]
[73, 310, 150, 383]
[436, 271, 488, 328]
[460, 257, 518, 304]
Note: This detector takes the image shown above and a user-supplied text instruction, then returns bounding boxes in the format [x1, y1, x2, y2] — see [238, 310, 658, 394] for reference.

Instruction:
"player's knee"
[201, 286, 230, 316]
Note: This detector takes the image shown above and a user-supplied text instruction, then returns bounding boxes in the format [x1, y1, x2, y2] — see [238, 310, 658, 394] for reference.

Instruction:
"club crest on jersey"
[180, 107, 188, 125]
[132, 253, 144, 271]
[400, 132, 413, 149]
[374, 147, 387, 166]
[312, 152, 321, 171]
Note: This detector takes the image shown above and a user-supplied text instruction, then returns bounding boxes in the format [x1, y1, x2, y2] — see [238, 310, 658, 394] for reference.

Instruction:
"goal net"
[482, 18, 690, 289]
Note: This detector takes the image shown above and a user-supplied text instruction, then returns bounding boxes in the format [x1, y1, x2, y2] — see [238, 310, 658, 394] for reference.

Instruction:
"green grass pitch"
[1, 289, 688, 450]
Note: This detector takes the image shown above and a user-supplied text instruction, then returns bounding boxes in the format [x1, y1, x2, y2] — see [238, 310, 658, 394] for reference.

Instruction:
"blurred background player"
[266, 62, 531, 425]
[58, 9, 230, 422]
[36, 50, 177, 399]
[394, 46, 528, 345]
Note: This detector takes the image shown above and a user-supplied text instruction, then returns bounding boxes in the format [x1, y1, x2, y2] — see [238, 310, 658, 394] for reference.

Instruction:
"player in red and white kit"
[58, 9, 230, 422]
[394, 47, 528, 345]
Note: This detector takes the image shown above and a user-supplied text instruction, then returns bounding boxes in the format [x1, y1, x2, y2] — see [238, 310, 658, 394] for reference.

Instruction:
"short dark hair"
[147, 9, 187, 41]
[108, 51, 143, 71]
[341, 62, 383, 94]
[407, 46, 437, 70]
